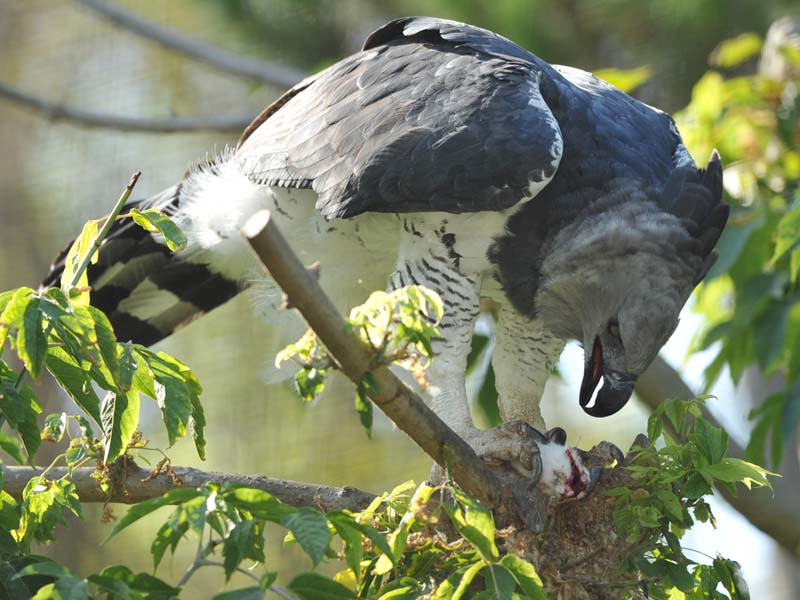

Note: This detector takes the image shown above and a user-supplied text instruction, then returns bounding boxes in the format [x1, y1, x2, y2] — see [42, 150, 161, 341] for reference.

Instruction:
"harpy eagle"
[43, 17, 728, 498]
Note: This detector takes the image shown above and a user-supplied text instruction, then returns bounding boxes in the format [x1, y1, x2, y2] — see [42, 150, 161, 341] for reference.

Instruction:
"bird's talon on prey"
[465, 423, 592, 500]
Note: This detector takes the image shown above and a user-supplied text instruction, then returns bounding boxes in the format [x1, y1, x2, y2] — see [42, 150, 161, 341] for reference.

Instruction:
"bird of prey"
[43, 17, 727, 498]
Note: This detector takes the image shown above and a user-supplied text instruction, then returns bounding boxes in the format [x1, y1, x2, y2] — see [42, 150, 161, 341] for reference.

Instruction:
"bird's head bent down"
[532, 151, 727, 418]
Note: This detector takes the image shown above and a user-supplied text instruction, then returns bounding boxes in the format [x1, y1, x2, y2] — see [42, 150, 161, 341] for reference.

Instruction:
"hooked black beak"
[579, 338, 636, 417]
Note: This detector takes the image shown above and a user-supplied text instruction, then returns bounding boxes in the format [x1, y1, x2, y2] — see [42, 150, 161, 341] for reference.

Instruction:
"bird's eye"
[608, 319, 621, 341]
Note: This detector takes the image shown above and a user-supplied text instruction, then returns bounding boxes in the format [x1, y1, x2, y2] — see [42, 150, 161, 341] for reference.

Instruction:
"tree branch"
[0, 81, 254, 133]
[0, 464, 376, 512]
[242, 211, 502, 507]
[74, 0, 304, 89]
[638, 355, 800, 558]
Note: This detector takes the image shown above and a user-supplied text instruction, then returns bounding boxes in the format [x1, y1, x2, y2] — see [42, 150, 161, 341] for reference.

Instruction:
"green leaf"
[354, 386, 373, 438]
[377, 578, 422, 600]
[702, 458, 774, 490]
[87, 306, 120, 388]
[0, 431, 25, 464]
[444, 489, 498, 561]
[288, 573, 357, 600]
[433, 561, 484, 600]
[225, 487, 292, 521]
[222, 521, 264, 581]
[17, 479, 81, 551]
[0, 288, 35, 352]
[771, 207, 800, 265]
[129, 208, 188, 252]
[484, 564, 516, 600]
[137, 349, 200, 450]
[151, 517, 189, 570]
[0, 363, 42, 460]
[328, 511, 364, 579]
[92, 565, 180, 598]
[753, 300, 792, 372]
[710, 33, 763, 68]
[14, 561, 77, 582]
[60, 219, 99, 304]
[17, 299, 46, 379]
[105, 487, 202, 541]
[41, 413, 67, 444]
[213, 588, 266, 600]
[131, 349, 158, 399]
[692, 418, 728, 464]
[187, 396, 206, 461]
[100, 390, 140, 464]
[281, 509, 331, 567]
[498, 555, 547, 600]
[666, 562, 695, 593]
[45, 347, 102, 425]
[594, 65, 652, 93]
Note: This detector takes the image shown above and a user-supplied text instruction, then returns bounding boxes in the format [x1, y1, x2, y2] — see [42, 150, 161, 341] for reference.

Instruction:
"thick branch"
[638, 356, 800, 557]
[75, 0, 304, 88]
[242, 211, 501, 506]
[1, 464, 375, 512]
[0, 81, 253, 133]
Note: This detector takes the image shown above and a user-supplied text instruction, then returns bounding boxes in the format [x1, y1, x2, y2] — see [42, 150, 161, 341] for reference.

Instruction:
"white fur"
[538, 442, 590, 499]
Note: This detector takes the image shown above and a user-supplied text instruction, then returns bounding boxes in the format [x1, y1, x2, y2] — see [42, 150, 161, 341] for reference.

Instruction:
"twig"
[74, 0, 304, 88]
[0, 81, 253, 133]
[72, 171, 141, 287]
[268, 585, 295, 600]
[1, 464, 376, 512]
[197, 560, 260, 583]
[176, 526, 207, 588]
[242, 211, 501, 507]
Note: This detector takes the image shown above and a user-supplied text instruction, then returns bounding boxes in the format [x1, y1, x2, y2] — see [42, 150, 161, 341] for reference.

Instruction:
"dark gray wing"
[235, 17, 563, 219]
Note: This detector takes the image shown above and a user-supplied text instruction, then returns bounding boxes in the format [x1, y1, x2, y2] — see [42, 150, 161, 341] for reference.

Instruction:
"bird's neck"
[488, 178, 655, 324]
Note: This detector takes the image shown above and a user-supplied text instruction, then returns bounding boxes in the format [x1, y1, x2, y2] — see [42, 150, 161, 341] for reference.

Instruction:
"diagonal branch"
[637, 356, 800, 558]
[0, 464, 376, 512]
[74, 0, 304, 89]
[242, 211, 502, 507]
[0, 81, 254, 133]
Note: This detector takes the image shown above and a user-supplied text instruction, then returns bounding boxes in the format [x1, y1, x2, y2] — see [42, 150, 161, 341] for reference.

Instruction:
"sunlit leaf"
[288, 573, 357, 600]
[105, 488, 203, 541]
[100, 390, 140, 464]
[498, 555, 547, 600]
[281, 508, 331, 567]
[45, 347, 102, 425]
[710, 33, 762, 68]
[594, 66, 652, 93]
[129, 209, 187, 252]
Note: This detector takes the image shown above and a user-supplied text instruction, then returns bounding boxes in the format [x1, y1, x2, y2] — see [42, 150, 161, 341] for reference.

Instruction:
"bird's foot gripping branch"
[0, 201, 775, 599]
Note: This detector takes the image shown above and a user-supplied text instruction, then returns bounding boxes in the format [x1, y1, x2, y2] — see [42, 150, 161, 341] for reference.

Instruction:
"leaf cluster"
[611, 397, 772, 599]
[677, 32, 800, 468]
[276, 285, 443, 436]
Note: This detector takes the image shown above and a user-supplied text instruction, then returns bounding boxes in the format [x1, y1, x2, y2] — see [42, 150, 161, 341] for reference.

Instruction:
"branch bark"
[638, 355, 800, 558]
[242, 211, 502, 507]
[74, 0, 304, 89]
[0, 81, 254, 133]
[1, 464, 375, 512]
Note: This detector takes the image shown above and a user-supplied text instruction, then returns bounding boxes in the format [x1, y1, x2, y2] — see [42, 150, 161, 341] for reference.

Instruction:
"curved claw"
[546, 427, 567, 445]
[586, 467, 603, 495]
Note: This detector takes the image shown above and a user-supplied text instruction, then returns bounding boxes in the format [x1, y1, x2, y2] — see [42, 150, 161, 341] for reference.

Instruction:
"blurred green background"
[0, 0, 798, 597]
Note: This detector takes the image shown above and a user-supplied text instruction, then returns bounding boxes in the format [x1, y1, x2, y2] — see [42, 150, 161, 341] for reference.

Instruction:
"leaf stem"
[176, 524, 207, 588]
[196, 559, 261, 583]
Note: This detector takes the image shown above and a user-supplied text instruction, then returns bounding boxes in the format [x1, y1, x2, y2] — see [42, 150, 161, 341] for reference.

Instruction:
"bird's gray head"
[534, 151, 728, 417]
